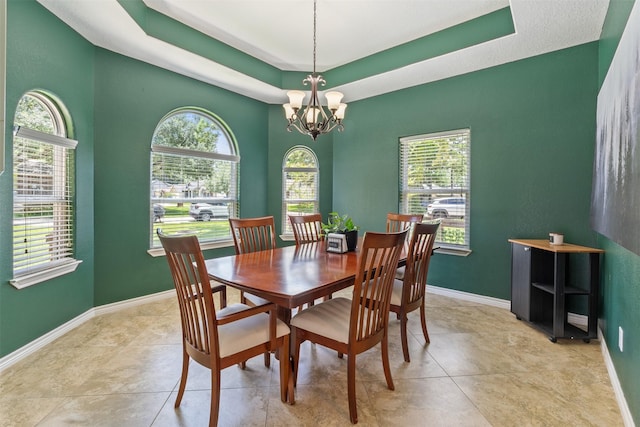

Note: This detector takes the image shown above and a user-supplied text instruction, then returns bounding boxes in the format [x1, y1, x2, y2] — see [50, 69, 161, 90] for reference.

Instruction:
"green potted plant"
[321, 212, 359, 251]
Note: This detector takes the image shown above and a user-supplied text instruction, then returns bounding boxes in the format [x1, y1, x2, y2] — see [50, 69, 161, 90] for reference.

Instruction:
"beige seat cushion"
[390, 279, 405, 306]
[290, 297, 352, 344]
[244, 292, 271, 307]
[217, 303, 290, 358]
[395, 266, 406, 280]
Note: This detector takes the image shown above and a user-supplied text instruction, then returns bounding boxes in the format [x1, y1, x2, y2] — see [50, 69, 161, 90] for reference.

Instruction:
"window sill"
[280, 234, 295, 242]
[147, 239, 234, 257]
[434, 247, 472, 256]
[9, 259, 83, 289]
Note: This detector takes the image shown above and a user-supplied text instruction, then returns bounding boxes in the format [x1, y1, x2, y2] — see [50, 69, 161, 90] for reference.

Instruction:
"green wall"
[597, 0, 639, 423]
[0, 0, 95, 355]
[331, 43, 599, 301]
[93, 49, 270, 305]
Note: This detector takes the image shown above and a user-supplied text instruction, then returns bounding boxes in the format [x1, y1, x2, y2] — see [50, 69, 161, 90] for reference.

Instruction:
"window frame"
[10, 91, 81, 289]
[399, 128, 471, 255]
[148, 108, 240, 255]
[281, 146, 320, 238]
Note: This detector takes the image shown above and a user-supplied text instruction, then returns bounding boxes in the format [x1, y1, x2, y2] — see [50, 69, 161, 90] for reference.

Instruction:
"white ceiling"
[37, 0, 609, 104]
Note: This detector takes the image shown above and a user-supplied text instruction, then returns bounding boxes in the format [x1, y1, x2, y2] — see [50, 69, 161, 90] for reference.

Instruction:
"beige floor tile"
[0, 396, 66, 427]
[454, 368, 624, 426]
[37, 392, 170, 427]
[272, 381, 380, 426]
[366, 377, 492, 427]
[153, 389, 272, 427]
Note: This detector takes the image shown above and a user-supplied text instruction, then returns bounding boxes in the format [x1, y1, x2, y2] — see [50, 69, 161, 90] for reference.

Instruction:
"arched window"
[150, 108, 239, 249]
[11, 91, 79, 288]
[282, 146, 319, 235]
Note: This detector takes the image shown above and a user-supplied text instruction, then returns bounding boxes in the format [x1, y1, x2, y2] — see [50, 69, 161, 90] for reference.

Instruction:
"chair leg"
[381, 334, 395, 391]
[209, 367, 222, 427]
[219, 286, 227, 308]
[347, 354, 358, 424]
[264, 351, 271, 368]
[292, 330, 301, 388]
[420, 300, 430, 343]
[278, 335, 293, 404]
[400, 313, 411, 363]
[175, 349, 189, 407]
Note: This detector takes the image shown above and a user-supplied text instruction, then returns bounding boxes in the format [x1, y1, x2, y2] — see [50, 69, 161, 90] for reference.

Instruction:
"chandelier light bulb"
[324, 91, 343, 111]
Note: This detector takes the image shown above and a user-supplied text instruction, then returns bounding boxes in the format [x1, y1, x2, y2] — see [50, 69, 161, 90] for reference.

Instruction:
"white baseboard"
[0, 289, 174, 373]
[426, 284, 590, 328]
[0, 309, 95, 373]
[93, 289, 173, 316]
[426, 284, 511, 310]
[600, 329, 636, 427]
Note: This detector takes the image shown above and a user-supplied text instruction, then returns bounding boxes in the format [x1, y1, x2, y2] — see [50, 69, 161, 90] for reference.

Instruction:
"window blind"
[282, 148, 319, 235]
[399, 129, 470, 249]
[13, 126, 77, 275]
[150, 149, 238, 247]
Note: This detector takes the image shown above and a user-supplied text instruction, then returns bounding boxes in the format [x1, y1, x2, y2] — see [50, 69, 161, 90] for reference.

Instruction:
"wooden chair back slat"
[289, 214, 323, 245]
[386, 213, 423, 233]
[350, 231, 407, 344]
[229, 216, 277, 254]
[403, 223, 439, 305]
[160, 234, 219, 360]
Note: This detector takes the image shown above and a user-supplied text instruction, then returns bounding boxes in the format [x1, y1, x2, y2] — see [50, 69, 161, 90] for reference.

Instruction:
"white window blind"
[282, 146, 319, 235]
[399, 129, 470, 250]
[150, 110, 239, 248]
[13, 125, 77, 277]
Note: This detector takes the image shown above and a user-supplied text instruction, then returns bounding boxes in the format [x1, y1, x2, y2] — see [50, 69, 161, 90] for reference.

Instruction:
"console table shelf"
[509, 239, 603, 343]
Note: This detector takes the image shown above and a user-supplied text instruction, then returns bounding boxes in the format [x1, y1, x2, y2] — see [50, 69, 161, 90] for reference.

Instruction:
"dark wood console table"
[508, 239, 604, 343]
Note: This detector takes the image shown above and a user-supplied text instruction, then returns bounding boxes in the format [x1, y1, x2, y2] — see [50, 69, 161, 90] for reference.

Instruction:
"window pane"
[400, 129, 470, 249]
[150, 110, 239, 248]
[13, 93, 75, 276]
[282, 147, 319, 234]
[152, 111, 232, 155]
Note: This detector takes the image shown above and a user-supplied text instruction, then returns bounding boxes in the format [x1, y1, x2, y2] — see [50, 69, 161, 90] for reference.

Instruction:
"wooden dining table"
[205, 238, 409, 323]
[205, 240, 367, 323]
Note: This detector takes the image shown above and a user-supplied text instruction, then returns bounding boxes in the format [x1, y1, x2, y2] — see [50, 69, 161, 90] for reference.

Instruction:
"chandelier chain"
[313, 0, 317, 74]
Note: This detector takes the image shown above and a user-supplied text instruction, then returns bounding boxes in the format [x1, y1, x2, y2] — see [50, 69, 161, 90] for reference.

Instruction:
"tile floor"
[0, 287, 624, 426]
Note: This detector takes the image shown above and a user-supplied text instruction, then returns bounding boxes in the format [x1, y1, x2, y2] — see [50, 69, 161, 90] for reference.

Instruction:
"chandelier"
[283, 0, 347, 141]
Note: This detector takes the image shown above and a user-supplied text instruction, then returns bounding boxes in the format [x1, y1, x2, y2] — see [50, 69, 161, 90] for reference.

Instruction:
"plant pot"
[344, 230, 358, 251]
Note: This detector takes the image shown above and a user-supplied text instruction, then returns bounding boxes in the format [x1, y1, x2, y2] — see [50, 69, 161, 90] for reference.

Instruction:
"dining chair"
[386, 212, 423, 281]
[390, 222, 439, 362]
[290, 229, 408, 424]
[289, 213, 328, 307]
[289, 213, 323, 244]
[229, 215, 278, 367]
[229, 216, 277, 307]
[386, 212, 424, 233]
[158, 232, 291, 427]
